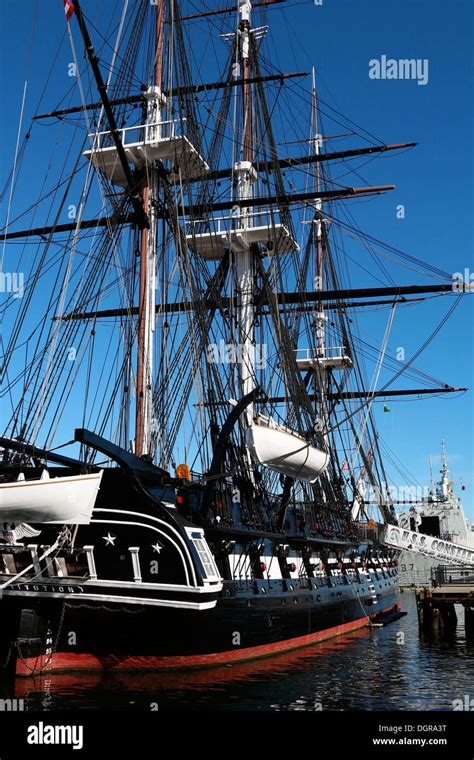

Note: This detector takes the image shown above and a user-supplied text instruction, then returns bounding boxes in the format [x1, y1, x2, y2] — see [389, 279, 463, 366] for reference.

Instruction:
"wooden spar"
[53, 298, 433, 322]
[249, 142, 417, 177]
[154, 0, 165, 84]
[1, 214, 135, 241]
[55, 283, 463, 322]
[135, 0, 164, 459]
[268, 387, 468, 403]
[196, 387, 468, 406]
[1, 180, 399, 242]
[0, 436, 90, 469]
[278, 283, 464, 302]
[260, 296, 427, 312]
[185, 184, 395, 216]
[71, 0, 148, 230]
[182, 0, 285, 21]
[199, 142, 416, 183]
[33, 71, 308, 120]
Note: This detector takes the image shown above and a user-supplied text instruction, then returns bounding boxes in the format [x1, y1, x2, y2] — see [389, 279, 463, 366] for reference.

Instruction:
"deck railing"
[431, 565, 474, 586]
[87, 119, 186, 149]
[295, 346, 347, 362]
[186, 209, 285, 235]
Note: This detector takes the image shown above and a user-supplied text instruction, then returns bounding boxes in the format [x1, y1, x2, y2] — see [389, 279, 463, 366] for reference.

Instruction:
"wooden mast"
[135, 186, 149, 457]
[310, 68, 330, 454]
[135, 1, 165, 458]
[312, 68, 325, 350]
[235, 0, 256, 428]
[242, 14, 252, 165]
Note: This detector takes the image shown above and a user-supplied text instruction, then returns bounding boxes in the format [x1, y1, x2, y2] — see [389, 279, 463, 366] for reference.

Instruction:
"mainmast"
[234, 0, 256, 427]
[135, 2, 165, 458]
[310, 70, 329, 451]
[312, 68, 325, 357]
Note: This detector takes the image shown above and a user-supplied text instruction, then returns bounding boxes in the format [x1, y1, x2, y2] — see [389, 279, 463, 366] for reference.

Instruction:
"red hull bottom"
[15, 602, 400, 677]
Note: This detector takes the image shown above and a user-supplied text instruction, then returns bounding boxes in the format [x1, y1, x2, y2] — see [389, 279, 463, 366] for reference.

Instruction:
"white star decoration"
[151, 543, 163, 554]
[103, 532, 117, 546]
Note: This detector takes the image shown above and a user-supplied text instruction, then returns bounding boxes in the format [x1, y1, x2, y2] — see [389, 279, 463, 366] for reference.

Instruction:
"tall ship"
[397, 442, 474, 587]
[0, 0, 470, 677]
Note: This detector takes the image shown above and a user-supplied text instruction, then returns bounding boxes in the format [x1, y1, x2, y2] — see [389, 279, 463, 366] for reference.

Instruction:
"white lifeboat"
[0, 470, 103, 524]
[245, 418, 329, 483]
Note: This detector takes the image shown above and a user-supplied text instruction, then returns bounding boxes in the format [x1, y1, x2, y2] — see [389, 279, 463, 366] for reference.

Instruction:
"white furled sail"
[245, 418, 329, 483]
[0, 470, 103, 524]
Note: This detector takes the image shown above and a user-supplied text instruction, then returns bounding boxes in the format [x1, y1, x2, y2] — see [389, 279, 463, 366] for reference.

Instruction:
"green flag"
[383, 402, 391, 413]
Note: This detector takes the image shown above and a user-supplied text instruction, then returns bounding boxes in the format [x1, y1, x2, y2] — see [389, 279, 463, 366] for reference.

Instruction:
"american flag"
[64, 0, 75, 22]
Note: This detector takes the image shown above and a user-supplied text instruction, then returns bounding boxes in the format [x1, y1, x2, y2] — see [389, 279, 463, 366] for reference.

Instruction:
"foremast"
[135, 1, 165, 458]
[311, 69, 329, 451]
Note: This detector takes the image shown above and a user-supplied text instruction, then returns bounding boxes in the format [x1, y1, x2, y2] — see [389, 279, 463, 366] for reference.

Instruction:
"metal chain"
[15, 600, 66, 676]
[13, 600, 145, 675]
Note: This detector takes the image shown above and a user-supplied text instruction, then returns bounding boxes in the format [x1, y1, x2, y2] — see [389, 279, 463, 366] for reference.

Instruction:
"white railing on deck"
[186, 209, 284, 235]
[87, 119, 186, 149]
[295, 346, 347, 362]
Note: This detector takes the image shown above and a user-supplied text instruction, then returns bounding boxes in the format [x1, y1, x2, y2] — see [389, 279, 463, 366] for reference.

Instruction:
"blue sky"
[1, 0, 473, 519]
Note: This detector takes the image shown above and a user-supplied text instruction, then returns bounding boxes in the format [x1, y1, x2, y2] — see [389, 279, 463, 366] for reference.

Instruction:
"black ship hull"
[0, 467, 399, 676]
[3, 584, 399, 676]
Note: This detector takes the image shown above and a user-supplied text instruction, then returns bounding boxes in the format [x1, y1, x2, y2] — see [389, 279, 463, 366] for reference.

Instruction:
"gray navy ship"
[397, 441, 474, 587]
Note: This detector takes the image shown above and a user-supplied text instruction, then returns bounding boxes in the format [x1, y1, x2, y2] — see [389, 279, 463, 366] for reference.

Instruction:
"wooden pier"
[415, 565, 474, 635]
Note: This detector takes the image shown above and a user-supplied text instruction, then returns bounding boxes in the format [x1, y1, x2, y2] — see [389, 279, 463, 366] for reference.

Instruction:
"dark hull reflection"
[15, 625, 371, 702]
